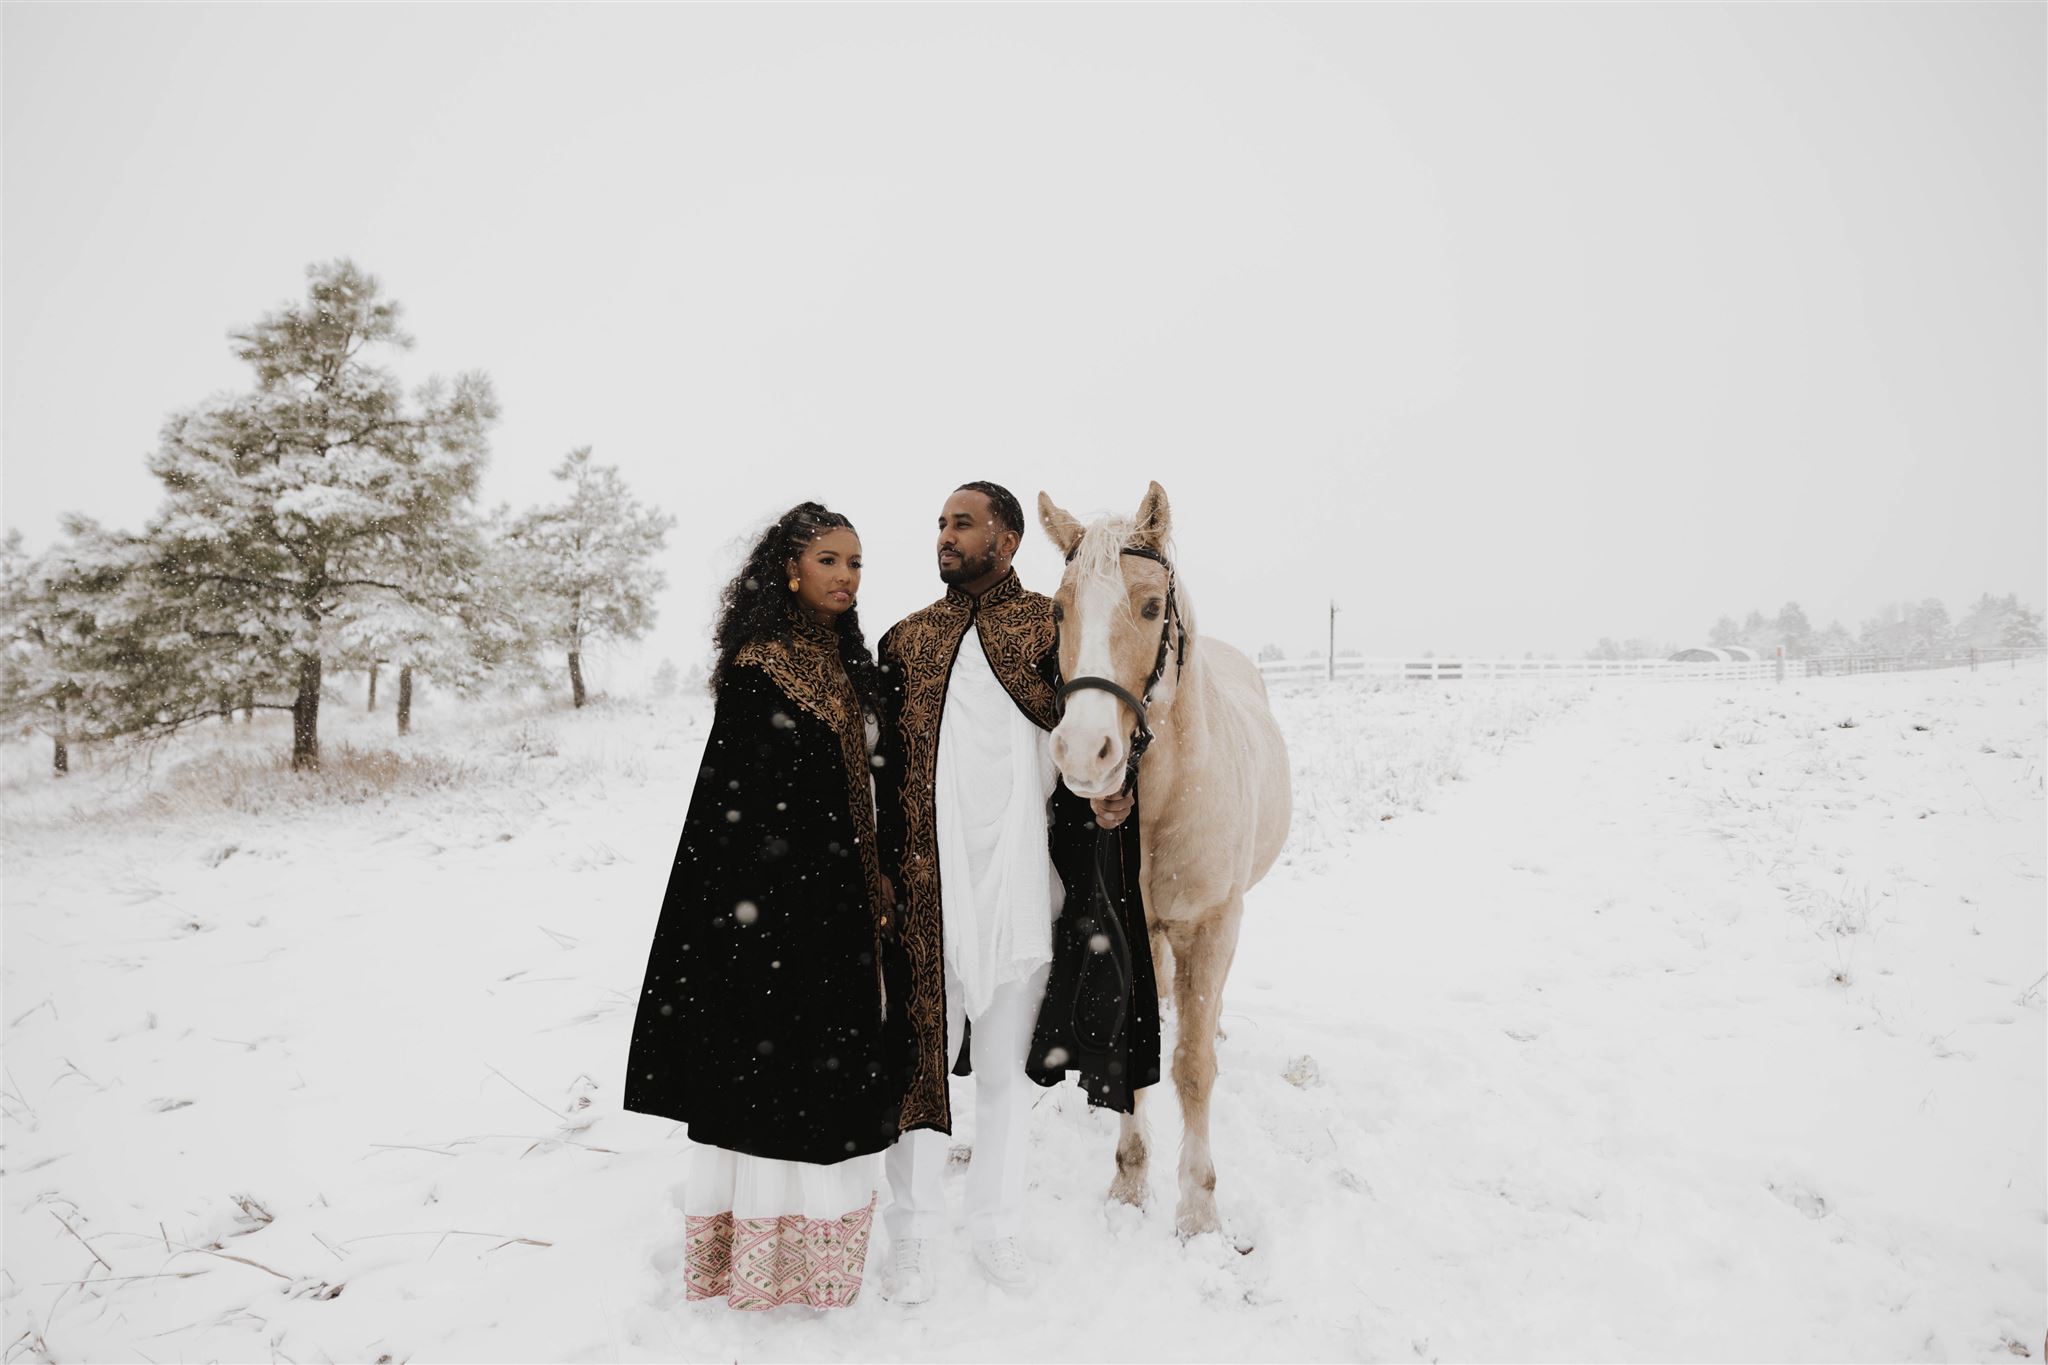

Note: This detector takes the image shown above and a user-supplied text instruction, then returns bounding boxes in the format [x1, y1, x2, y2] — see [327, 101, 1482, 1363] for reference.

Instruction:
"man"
[871, 481, 1136, 1302]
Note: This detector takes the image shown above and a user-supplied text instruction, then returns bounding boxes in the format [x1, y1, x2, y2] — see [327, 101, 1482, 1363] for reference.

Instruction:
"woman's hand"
[1090, 789, 1135, 830]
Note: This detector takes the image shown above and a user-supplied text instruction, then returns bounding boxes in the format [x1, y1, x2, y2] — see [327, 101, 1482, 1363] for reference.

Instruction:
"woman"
[624, 502, 911, 1312]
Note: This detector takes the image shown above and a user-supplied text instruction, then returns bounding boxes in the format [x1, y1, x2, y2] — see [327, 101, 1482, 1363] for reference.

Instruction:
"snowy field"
[3, 663, 2042, 1363]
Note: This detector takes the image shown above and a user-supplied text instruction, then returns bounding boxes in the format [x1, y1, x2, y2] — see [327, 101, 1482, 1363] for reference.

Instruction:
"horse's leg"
[1151, 925, 1173, 1009]
[1169, 898, 1243, 1238]
[1108, 921, 1173, 1206]
[1108, 1088, 1149, 1207]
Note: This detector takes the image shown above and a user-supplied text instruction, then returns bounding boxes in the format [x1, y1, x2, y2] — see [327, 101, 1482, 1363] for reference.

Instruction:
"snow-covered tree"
[2002, 603, 2044, 648]
[1858, 602, 1907, 655]
[1859, 598, 1954, 657]
[138, 258, 498, 768]
[0, 519, 197, 772]
[0, 530, 91, 774]
[1906, 598, 1953, 656]
[1812, 620, 1857, 657]
[507, 448, 672, 708]
[652, 657, 679, 698]
[1774, 602, 1813, 659]
[1956, 592, 2043, 651]
[1707, 615, 1741, 648]
[328, 504, 536, 736]
[1256, 643, 1286, 663]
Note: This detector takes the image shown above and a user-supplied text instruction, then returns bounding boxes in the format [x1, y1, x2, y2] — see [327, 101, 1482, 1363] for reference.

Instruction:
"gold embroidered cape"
[873, 570, 1061, 1133]
[735, 612, 889, 928]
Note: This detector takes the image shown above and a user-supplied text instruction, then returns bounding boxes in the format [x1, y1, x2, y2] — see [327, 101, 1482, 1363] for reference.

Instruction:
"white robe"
[932, 626, 1062, 1021]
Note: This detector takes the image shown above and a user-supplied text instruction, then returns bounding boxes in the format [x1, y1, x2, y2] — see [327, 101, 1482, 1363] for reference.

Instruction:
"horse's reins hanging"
[1056, 543, 1188, 797]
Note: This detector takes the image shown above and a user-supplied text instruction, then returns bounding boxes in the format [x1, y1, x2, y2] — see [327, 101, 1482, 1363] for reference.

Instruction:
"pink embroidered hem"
[683, 1195, 876, 1310]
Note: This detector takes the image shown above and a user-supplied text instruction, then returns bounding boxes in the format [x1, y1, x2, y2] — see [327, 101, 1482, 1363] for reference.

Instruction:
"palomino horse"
[1038, 481, 1292, 1238]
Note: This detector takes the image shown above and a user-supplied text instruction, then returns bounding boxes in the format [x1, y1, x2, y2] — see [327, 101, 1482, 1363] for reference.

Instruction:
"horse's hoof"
[1174, 1202, 1220, 1239]
[1108, 1172, 1149, 1208]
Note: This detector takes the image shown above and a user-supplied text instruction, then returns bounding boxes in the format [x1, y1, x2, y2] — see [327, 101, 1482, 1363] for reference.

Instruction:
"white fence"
[1257, 649, 2047, 687]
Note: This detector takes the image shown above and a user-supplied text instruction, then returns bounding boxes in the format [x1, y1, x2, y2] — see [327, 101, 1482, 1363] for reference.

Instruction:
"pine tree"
[1774, 602, 1813, 659]
[2003, 603, 2045, 648]
[652, 658, 680, 698]
[1707, 615, 1741, 647]
[1905, 598, 1952, 657]
[1739, 609, 1774, 654]
[1858, 602, 1909, 655]
[1813, 620, 1857, 657]
[330, 505, 524, 736]
[137, 259, 498, 768]
[0, 520, 181, 772]
[1956, 592, 2037, 650]
[507, 449, 672, 708]
[0, 530, 87, 775]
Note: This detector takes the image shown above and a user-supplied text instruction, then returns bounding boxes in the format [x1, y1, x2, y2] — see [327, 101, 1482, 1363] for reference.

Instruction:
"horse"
[1037, 481, 1292, 1238]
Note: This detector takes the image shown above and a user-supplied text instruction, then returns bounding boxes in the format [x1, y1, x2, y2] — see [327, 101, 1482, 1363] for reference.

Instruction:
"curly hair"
[711, 501, 885, 715]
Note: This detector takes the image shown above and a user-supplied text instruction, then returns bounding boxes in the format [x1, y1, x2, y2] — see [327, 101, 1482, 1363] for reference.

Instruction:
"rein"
[1056, 543, 1189, 796]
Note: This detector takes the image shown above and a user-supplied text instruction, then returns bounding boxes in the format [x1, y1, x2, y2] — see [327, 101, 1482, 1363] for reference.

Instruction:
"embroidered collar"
[788, 606, 843, 650]
[943, 568, 1025, 612]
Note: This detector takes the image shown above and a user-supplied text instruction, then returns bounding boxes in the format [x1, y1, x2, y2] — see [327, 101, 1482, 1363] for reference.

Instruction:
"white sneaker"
[882, 1237, 935, 1304]
[973, 1235, 1035, 1292]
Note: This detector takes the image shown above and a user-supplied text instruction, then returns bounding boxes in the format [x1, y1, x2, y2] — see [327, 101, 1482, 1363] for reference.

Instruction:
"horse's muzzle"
[1051, 718, 1128, 799]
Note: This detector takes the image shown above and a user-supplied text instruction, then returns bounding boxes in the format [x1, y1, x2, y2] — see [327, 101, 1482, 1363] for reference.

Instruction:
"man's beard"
[938, 546, 998, 585]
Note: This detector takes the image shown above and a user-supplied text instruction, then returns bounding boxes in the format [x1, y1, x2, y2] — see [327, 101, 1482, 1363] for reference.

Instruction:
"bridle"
[1055, 543, 1189, 796]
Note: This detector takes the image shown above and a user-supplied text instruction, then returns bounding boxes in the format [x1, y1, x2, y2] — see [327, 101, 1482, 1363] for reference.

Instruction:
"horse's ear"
[1038, 492, 1084, 557]
[1133, 480, 1172, 550]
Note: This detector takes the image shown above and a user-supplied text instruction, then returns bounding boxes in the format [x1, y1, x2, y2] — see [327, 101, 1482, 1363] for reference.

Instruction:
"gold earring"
[788, 577, 801, 592]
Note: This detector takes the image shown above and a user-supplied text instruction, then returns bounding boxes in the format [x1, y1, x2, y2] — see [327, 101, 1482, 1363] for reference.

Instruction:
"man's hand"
[1090, 789, 1135, 830]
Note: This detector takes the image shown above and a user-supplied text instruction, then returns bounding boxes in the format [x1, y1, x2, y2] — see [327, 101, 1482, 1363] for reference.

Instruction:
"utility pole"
[1329, 600, 1339, 682]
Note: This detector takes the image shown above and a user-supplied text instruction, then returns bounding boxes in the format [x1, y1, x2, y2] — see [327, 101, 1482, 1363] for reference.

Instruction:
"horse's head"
[1038, 480, 1186, 801]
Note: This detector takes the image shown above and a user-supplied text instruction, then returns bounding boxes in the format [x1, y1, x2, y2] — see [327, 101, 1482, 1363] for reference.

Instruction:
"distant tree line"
[0, 260, 672, 776]
[1699, 595, 2043, 660]
[1576, 595, 2044, 663]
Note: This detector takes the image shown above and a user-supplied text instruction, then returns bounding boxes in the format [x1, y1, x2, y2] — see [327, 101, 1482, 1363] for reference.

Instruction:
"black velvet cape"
[623, 623, 912, 1164]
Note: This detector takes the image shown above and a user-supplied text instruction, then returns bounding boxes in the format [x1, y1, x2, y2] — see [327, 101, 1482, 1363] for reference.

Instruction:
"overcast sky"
[5, 4, 2042, 678]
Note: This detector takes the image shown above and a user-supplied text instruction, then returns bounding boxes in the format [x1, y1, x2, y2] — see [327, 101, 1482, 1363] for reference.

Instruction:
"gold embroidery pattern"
[734, 621, 887, 945]
[877, 572, 1060, 1131]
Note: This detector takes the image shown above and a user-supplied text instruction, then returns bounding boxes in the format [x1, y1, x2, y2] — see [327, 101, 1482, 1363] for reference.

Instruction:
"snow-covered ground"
[4, 663, 2042, 1362]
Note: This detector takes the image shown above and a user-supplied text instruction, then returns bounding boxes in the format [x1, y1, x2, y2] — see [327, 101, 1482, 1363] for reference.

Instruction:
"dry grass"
[1, 688, 688, 846]
[124, 743, 484, 822]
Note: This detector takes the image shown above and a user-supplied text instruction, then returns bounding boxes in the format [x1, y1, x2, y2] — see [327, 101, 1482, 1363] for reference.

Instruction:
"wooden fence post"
[1328, 601, 1338, 683]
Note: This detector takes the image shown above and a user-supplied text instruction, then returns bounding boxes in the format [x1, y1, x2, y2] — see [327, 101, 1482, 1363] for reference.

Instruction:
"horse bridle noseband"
[1055, 543, 1189, 796]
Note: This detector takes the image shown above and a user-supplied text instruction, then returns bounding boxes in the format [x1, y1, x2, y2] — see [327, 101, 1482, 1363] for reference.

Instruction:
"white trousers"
[883, 960, 1050, 1245]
